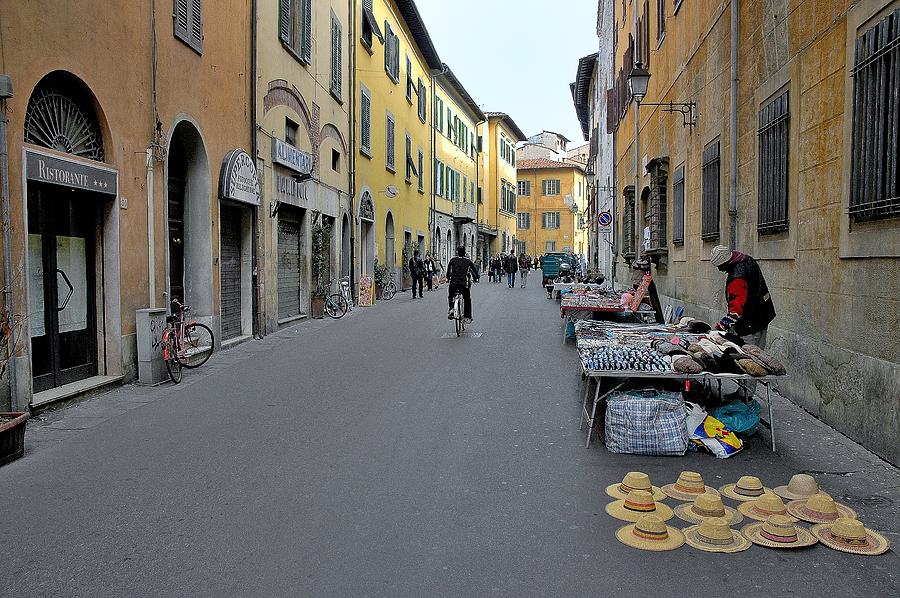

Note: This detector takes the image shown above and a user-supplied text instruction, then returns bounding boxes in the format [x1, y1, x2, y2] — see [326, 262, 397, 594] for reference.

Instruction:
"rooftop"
[571, 52, 598, 141]
[395, 0, 442, 69]
[437, 64, 486, 121]
[516, 157, 585, 171]
[483, 112, 527, 141]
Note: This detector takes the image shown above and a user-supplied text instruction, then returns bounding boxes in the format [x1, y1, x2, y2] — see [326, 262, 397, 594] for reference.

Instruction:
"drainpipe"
[0, 76, 17, 411]
[430, 71, 437, 262]
[729, 0, 739, 250]
[348, 0, 357, 292]
[250, 0, 261, 338]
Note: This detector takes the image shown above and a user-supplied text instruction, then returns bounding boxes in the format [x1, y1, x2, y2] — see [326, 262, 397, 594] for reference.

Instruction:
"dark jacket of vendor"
[710, 246, 776, 336]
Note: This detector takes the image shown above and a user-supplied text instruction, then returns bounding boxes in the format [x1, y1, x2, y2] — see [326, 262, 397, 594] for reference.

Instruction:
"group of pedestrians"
[485, 250, 539, 289]
[407, 250, 439, 298]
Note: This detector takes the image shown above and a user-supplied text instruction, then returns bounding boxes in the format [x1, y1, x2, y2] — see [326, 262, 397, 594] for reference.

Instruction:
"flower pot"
[0, 412, 30, 467]
[310, 296, 326, 319]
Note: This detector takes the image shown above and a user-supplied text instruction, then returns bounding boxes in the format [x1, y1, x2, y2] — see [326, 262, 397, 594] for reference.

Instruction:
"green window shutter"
[361, 90, 371, 152]
[384, 22, 392, 74]
[278, 0, 291, 43]
[301, 0, 312, 62]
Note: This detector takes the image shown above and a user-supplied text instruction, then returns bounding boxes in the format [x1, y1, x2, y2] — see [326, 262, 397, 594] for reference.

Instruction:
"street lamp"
[628, 63, 651, 102]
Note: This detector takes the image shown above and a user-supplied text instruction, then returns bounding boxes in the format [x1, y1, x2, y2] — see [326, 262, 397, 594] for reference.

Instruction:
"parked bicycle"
[324, 277, 352, 319]
[162, 299, 215, 384]
[381, 270, 397, 301]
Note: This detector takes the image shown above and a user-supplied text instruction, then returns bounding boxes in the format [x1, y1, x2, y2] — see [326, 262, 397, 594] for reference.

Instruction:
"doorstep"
[220, 334, 253, 350]
[31, 375, 123, 409]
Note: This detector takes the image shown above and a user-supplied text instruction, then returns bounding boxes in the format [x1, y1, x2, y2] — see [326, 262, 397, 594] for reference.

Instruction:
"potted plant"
[310, 217, 331, 319]
[0, 411, 29, 467]
[373, 259, 389, 299]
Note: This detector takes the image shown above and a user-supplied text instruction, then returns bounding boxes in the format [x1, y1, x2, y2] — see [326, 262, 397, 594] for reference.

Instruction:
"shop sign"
[219, 149, 260, 206]
[25, 148, 117, 196]
[274, 173, 310, 203]
[272, 138, 312, 175]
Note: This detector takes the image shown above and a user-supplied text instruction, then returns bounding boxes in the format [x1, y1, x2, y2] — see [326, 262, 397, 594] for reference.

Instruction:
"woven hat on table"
[675, 493, 743, 526]
[738, 492, 798, 522]
[787, 493, 857, 524]
[605, 471, 666, 501]
[742, 515, 818, 549]
[615, 514, 685, 552]
[773, 474, 821, 501]
[606, 490, 675, 523]
[719, 475, 773, 502]
[683, 517, 752, 553]
[663, 471, 720, 502]
[811, 517, 890, 556]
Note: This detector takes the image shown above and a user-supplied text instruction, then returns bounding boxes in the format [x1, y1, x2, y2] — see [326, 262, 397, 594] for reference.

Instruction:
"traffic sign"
[598, 211, 612, 226]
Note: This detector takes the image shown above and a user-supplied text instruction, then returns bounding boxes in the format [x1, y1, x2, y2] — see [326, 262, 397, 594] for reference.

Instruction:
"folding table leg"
[586, 379, 602, 448]
[767, 383, 776, 452]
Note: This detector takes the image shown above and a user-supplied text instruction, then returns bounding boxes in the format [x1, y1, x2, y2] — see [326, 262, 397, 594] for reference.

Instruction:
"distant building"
[477, 113, 527, 260]
[515, 158, 587, 259]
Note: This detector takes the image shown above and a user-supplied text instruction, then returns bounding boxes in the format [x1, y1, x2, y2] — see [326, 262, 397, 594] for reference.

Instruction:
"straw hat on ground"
[773, 474, 822, 501]
[738, 492, 798, 522]
[742, 515, 818, 549]
[605, 471, 666, 501]
[719, 475, 772, 502]
[674, 493, 743, 526]
[787, 493, 858, 524]
[811, 517, 890, 556]
[683, 517, 752, 553]
[662, 471, 720, 502]
[606, 489, 675, 523]
[616, 515, 685, 552]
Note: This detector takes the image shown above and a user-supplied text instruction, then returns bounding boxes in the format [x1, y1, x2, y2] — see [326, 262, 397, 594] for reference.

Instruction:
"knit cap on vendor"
[710, 245, 733, 268]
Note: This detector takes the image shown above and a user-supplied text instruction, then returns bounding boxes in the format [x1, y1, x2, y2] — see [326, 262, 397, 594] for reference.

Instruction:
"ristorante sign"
[25, 148, 118, 195]
[219, 148, 260, 206]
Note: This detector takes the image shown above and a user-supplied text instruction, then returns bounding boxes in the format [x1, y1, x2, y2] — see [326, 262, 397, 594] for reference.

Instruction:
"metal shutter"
[220, 206, 243, 339]
[278, 211, 302, 320]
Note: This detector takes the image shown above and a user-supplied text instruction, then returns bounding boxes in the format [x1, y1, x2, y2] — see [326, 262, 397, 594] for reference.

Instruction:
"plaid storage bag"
[604, 389, 689, 455]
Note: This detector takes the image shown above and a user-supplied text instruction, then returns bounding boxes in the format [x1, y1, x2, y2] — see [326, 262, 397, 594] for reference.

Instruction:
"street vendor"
[709, 245, 776, 347]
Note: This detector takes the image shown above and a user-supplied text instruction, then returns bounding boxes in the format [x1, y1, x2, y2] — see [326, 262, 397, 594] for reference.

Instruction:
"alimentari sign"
[272, 138, 312, 175]
[219, 149, 260, 206]
[25, 148, 117, 195]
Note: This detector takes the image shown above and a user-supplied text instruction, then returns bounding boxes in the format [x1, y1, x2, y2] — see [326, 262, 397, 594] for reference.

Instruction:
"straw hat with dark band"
[811, 517, 890, 556]
[606, 489, 675, 523]
[616, 515, 685, 552]
[742, 515, 818, 549]
[675, 493, 743, 526]
[773, 474, 822, 501]
[787, 493, 858, 524]
[662, 471, 720, 502]
[719, 475, 773, 502]
[737, 492, 798, 522]
[683, 517, 752, 553]
[605, 471, 667, 501]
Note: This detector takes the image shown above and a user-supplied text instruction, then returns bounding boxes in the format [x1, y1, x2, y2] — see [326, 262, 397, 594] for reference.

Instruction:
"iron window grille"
[701, 140, 721, 241]
[849, 6, 900, 223]
[647, 157, 668, 251]
[757, 90, 790, 234]
[622, 185, 635, 258]
[672, 164, 685, 244]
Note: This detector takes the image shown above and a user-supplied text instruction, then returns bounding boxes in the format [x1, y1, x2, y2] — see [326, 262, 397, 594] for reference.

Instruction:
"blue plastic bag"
[711, 400, 761, 436]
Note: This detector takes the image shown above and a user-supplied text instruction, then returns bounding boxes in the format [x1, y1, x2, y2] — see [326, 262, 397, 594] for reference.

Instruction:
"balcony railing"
[453, 201, 476, 222]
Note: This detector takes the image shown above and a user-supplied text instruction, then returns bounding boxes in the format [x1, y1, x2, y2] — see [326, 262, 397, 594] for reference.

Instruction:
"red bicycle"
[162, 299, 215, 383]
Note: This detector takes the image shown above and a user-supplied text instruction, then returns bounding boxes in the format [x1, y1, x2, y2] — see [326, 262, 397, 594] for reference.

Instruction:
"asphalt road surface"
[1, 279, 898, 597]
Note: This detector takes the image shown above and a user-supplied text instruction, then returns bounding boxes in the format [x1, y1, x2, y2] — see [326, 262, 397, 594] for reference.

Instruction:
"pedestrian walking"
[424, 253, 436, 291]
[504, 251, 518, 288]
[409, 249, 425, 299]
[518, 251, 531, 288]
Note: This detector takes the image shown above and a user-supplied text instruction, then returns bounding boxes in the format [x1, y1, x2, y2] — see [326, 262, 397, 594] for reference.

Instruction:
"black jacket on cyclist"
[446, 256, 479, 285]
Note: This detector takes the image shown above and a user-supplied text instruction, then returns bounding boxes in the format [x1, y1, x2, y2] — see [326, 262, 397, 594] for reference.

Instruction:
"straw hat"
[606, 490, 675, 523]
[719, 475, 772, 502]
[675, 493, 743, 526]
[616, 515, 685, 552]
[741, 515, 818, 549]
[811, 517, 890, 556]
[787, 493, 858, 524]
[773, 474, 821, 500]
[683, 517, 752, 553]
[605, 471, 666, 501]
[662, 471, 720, 502]
[738, 492, 798, 522]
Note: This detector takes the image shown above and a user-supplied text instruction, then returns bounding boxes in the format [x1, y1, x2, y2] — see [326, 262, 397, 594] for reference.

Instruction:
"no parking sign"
[598, 211, 612, 233]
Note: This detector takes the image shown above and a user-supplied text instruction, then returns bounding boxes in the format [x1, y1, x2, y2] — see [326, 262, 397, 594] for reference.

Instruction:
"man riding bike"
[447, 246, 480, 322]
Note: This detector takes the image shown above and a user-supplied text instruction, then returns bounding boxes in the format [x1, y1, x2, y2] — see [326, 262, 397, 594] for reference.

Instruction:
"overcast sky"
[416, 0, 598, 146]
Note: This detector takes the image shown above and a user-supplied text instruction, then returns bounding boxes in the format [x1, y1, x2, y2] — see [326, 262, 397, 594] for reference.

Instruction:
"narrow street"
[1, 283, 898, 597]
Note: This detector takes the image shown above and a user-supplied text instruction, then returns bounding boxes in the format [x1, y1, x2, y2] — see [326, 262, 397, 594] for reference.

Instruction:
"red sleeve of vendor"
[726, 277, 749, 316]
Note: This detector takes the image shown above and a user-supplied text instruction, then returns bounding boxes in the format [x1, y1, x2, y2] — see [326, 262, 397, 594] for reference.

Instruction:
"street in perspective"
[1, 0, 899, 596]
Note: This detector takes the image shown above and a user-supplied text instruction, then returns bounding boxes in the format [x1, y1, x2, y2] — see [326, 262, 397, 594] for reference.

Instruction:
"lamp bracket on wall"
[640, 101, 698, 130]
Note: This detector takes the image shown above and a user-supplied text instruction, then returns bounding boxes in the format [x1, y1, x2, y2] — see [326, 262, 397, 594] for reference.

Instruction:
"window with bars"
[542, 212, 560, 229]
[623, 185, 635, 257]
[330, 14, 343, 100]
[758, 91, 790, 234]
[517, 212, 531, 229]
[542, 179, 561, 195]
[518, 180, 531, 196]
[647, 157, 668, 250]
[386, 114, 395, 171]
[279, 0, 312, 64]
[360, 88, 371, 155]
[701, 140, 721, 241]
[849, 6, 900, 223]
[174, 0, 203, 54]
[672, 164, 685, 244]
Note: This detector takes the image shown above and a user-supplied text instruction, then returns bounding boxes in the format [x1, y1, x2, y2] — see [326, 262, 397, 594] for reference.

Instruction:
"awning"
[363, 7, 384, 43]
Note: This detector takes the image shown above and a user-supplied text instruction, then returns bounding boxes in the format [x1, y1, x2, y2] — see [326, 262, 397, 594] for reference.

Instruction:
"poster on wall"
[358, 276, 375, 307]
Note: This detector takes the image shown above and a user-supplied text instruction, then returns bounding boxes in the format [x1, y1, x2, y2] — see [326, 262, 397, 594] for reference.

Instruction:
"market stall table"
[559, 292, 631, 344]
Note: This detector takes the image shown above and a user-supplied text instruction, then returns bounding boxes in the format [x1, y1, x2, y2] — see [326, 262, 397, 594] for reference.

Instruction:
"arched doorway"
[341, 214, 351, 278]
[385, 212, 395, 271]
[167, 121, 212, 317]
[446, 230, 452, 266]
[358, 191, 375, 276]
[434, 226, 441, 263]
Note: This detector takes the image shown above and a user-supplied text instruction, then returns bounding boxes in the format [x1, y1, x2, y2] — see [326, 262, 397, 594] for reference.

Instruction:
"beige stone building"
[609, 0, 900, 463]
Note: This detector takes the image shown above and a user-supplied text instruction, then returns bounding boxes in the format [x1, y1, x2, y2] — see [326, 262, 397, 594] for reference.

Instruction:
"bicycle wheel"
[180, 323, 214, 368]
[165, 337, 183, 384]
[325, 294, 348, 319]
[382, 283, 396, 300]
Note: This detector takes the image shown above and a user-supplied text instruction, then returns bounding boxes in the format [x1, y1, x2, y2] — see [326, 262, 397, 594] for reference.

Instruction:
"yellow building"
[477, 112, 526, 263]
[515, 159, 587, 257]
[431, 65, 484, 268]
[256, 0, 352, 333]
[354, 0, 441, 284]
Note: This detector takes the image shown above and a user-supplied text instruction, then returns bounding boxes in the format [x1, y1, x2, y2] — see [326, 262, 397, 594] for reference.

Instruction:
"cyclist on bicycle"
[446, 246, 479, 322]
